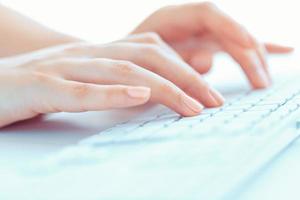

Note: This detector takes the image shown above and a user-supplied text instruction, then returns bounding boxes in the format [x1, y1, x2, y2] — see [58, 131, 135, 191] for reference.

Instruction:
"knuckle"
[43, 103, 62, 113]
[199, 1, 217, 10]
[184, 72, 198, 85]
[17, 57, 57, 74]
[159, 82, 184, 105]
[113, 60, 137, 74]
[181, 74, 199, 90]
[26, 72, 61, 94]
[18, 59, 44, 71]
[63, 42, 90, 55]
[159, 81, 177, 95]
[30, 71, 51, 84]
[183, 72, 209, 91]
[31, 59, 68, 76]
[157, 82, 183, 104]
[88, 58, 106, 67]
[143, 32, 162, 43]
[141, 44, 162, 56]
[70, 83, 90, 98]
[12, 71, 48, 88]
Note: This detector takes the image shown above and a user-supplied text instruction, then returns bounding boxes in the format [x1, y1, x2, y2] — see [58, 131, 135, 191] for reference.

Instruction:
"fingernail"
[182, 95, 204, 113]
[255, 66, 269, 88]
[248, 51, 269, 88]
[127, 87, 151, 99]
[209, 88, 225, 105]
[258, 68, 269, 88]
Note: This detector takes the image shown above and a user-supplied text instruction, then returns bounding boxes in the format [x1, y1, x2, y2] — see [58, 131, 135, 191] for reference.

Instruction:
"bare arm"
[0, 4, 79, 57]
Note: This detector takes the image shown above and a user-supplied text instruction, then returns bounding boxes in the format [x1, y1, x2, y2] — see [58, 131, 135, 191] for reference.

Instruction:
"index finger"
[193, 2, 253, 48]
[220, 39, 270, 89]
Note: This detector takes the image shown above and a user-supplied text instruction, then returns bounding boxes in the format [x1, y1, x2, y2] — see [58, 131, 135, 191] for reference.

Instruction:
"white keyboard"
[81, 76, 300, 146]
[30, 75, 300, 200]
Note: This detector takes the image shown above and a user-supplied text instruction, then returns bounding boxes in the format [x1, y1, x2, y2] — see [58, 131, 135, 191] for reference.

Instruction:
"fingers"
[36, 75, 151, 113]
[221, 39, 270, 89]
[246, 35, 271, 81]
[264, 43, 294, 54]
[107, 43, 224, 107]
[124, 33, 214, 74]
[128, 43, 224, 107]
[198, 3, 293, 86]
[193, 2, 253, 48]
[201, 5, 294, 55]
[196, 2, 271, 83]
[41, 58, 204, 116]
[189, 50, 214, 74]
[119, 32, 182, 59]
[62, 42, 224, 108]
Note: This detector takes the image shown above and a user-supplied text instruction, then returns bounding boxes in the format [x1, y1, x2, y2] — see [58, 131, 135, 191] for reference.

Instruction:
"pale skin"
[0, 2, 293, 128]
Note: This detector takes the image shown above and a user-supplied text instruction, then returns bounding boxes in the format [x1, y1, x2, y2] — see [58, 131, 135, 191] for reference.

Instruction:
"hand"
[0, 34, 226, 127]
[133, 2, 294, 89]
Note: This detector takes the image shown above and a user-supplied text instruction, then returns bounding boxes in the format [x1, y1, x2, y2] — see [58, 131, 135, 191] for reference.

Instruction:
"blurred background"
[1, 0, 298, 46]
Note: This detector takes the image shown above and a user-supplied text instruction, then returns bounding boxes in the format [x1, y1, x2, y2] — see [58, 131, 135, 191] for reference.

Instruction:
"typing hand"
[133, 2, 293, 89]
[0, 36, 226, 127]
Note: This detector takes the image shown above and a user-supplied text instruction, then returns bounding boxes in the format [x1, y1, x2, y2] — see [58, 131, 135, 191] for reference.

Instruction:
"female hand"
[0, 34, 225, 127]
[133, 2, 294, 89]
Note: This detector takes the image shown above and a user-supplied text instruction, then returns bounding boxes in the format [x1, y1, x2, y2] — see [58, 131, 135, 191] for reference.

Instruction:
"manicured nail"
[127, 87, 151, 99]
[182, 95, 204, 113]
[248, 51, 269, 88]
[205, 91, 219, 107]
[209, 88, 225, 105]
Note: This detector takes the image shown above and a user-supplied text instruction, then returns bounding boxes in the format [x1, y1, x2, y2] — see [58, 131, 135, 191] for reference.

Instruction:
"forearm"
[0, 4, 80, 57]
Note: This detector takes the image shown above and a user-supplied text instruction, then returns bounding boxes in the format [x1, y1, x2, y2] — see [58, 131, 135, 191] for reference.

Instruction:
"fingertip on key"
[209, 88, 225, 106]
[181, 95, 204, 115]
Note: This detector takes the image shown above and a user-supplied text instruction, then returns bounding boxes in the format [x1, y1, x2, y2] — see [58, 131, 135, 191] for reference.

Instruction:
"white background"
[1, 0, 298, 46]
[0, 1, 300, 199]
